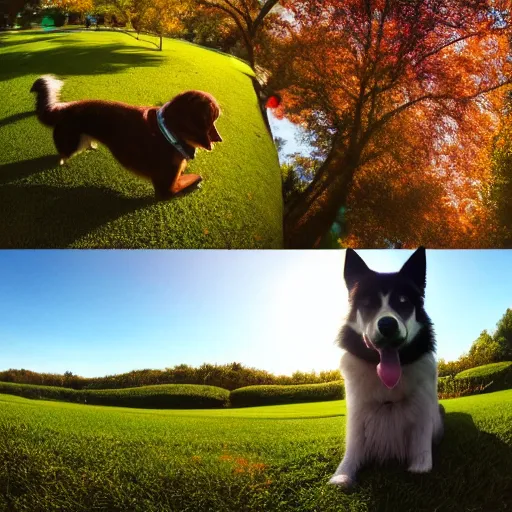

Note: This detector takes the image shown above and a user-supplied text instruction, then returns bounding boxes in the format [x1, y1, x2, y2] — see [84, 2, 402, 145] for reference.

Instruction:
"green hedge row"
[1, 362, 510, 409]
[0, 381, 81, 402]
[438, 362, 512, 397]
[0, 382, 229, 409]
[454, 361, 512, 380]
[0, 380, 344, 409]
[230, 380, 345, 408]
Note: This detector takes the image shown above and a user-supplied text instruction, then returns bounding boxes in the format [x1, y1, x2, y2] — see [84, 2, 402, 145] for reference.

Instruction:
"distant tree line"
[0, 363, 342, 391]
[0, 0, 280, 67]
[438, 308, 512, 377]
[1, 308, 510, 390]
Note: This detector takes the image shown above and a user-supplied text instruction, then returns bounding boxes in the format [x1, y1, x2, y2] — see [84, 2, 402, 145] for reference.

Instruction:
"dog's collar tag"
[156, 108, 195, 160]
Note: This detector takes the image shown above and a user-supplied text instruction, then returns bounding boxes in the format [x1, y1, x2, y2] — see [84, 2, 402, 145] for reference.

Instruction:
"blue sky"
[0, 250, 510, 378]
[268, 113, 314, 161]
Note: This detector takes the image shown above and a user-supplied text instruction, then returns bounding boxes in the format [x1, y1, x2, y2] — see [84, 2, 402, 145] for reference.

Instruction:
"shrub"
[0, 364, 342, 391]
[229, 381, 344, 408]
[84, 384, 230, 409]
[0, 382, 229, 409]
[437, 362, 512, 398]
[454, 361, 512, 380]
[454, 361, 512, 393]
[0, 382, 83, 402]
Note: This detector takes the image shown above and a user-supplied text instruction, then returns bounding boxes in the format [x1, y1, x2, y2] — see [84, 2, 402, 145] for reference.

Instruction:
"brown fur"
[30, 75, 222, 200]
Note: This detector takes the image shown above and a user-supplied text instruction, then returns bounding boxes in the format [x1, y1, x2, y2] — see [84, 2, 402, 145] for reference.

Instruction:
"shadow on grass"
[0, 40, 164, 82]
[0, 111, 35, 129]
[0, 155, 59, 183]
[0, 157, 154, 247]
[353, 412, 512, 512]
[0, 35, 60, 49]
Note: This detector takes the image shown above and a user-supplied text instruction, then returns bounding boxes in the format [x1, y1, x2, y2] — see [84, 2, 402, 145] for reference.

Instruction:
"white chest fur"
[339, 350, 441, 464]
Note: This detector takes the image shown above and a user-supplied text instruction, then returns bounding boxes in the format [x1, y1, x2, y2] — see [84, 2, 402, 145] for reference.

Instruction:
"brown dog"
[30, 75, 222, 200]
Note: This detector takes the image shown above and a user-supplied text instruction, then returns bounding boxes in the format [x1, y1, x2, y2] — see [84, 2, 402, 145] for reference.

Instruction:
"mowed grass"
[1, 391, 511, 512]
[0, 31, 282, 248]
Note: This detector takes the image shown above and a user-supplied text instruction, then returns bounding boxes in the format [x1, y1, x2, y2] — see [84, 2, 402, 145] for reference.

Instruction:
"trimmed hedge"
[84, 384, 230, 409]
[0, 382, 81, 402]
[0, 382, 229, 409]
[229, 381, 345, 408]
[438, 362, 512, 398]
[454, 361, 512, 380]
[2, 363, 509, 408]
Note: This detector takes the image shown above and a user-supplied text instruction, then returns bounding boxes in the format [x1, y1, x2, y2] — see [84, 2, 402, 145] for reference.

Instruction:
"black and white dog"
[330, 247, 444, 489]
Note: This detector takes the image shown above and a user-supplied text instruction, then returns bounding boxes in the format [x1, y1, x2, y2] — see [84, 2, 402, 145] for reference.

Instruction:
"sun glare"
[263, 252, 348, 375]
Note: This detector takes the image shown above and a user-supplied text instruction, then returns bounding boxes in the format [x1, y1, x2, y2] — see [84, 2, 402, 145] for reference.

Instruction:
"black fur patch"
[338, 248, 436, 366]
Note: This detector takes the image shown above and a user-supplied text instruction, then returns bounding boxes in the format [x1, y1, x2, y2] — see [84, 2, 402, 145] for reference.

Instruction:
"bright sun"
[262, 252, 349, 375]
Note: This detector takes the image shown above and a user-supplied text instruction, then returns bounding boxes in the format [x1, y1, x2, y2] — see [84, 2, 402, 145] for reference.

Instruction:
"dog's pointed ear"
[344, 249, 371, 291]
[399, 247, 426, 294]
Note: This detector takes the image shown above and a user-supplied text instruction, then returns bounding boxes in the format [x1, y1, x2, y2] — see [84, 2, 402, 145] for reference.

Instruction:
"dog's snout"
[377, 316, 399, 338]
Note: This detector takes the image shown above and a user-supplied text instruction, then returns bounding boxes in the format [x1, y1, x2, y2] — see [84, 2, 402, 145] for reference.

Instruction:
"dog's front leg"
[329, 414, 365, 489]
[171, 174, 202, 195]
[407, 418, 434, 473]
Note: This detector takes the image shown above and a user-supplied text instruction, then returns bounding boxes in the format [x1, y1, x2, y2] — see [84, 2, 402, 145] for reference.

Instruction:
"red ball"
[266, 95, 281, 109]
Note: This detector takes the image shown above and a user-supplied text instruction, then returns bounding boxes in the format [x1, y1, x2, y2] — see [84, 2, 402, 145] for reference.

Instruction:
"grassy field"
[0, 30, 282, 248]
[1, 391, 511, 511]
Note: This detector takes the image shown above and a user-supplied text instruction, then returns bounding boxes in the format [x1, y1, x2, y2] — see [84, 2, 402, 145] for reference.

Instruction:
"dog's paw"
[408, 449, 432, 473]
[89, 141, 98, 150]
[407, 459, 432, 473]
[328, 474, 356, 489]
[59, 158, 67, 166]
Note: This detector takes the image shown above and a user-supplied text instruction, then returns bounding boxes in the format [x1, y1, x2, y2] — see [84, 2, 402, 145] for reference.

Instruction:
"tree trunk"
[283, 150, 359, 249]
[241, 32, 255, 68]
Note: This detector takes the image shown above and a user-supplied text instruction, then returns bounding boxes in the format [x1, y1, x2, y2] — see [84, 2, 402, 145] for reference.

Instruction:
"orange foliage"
[45, 0, 93, 13]
[269, 0, 512, 247]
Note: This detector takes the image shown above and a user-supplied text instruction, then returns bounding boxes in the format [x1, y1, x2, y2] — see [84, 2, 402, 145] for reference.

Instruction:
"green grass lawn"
[1, 391, 510, 511]
[0, 30, 283, 248]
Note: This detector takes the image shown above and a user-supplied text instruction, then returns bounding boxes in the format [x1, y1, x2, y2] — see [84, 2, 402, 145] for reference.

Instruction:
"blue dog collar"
[156, 107, 194, 160]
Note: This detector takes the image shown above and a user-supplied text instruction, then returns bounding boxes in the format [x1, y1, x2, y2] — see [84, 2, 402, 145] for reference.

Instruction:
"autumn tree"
[44, 0, 94, 17]
[194, 0, 281, 67]
[266, 0, 512, 248]
[337, 96, 501, 248]
[132, 0, 190, 49]
[489, 108, 512, 247]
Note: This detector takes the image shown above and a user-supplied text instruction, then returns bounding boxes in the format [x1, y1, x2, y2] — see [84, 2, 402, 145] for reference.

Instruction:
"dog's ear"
[399, 246, 426, 294]
[344, 248, 371, 291]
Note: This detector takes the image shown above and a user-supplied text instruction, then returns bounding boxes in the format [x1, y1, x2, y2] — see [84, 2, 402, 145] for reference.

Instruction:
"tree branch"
[195, 0, 251, 45]
[252, 0, 279, 37]
[365, 80, 512, 143]
[413, 31, 482, 68]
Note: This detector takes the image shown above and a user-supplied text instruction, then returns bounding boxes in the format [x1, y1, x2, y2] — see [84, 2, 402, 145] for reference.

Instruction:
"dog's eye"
[358, 298, 371, 306]
[398, 295, 409, 303]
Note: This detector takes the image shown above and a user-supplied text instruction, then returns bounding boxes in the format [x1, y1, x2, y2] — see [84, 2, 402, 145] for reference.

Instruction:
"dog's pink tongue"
[376, 347, 401, 389]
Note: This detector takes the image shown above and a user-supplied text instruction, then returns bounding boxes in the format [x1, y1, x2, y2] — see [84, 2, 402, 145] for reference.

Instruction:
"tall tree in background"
[267, 0, 512, 248]
[468, 330, 503, 366]
[131, 0, 191, 49]
[494, 308, 512, 360]
[490, 109, 512, 247]
[44, 0, 94, 18]
[194, 0, 280, 67]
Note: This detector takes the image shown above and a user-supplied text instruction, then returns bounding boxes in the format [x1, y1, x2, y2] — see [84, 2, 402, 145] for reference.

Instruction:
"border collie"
[330, 247, 444, 489]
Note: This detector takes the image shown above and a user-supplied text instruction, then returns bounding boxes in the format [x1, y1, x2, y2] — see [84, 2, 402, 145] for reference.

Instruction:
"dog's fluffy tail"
[30, 75, 64, 126]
